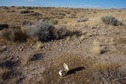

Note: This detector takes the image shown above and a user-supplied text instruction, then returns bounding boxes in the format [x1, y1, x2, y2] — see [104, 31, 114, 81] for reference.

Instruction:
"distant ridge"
[121, 8, 126, 10]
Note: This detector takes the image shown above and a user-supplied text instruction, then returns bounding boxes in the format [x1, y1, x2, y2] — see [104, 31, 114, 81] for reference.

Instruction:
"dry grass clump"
[92, 45, 102, 55]
[20, 55, 30, 66]
[1, 27, 28, 43]
[34, 41, 43, 50]
[92, 40, 103, 55]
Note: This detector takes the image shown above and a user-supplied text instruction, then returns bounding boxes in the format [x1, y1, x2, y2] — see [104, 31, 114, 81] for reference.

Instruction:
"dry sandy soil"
[0, 6, 126, 84]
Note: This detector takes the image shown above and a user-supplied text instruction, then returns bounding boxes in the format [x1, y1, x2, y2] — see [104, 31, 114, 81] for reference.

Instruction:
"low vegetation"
[25, 20, 74, 42]
[101, 15, 123, 26]
[1, 20, 73, 43]
[1, 27, 28, 43]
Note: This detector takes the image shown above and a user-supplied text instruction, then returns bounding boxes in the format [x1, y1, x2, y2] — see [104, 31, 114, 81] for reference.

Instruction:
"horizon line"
[0, 5, 125, 9]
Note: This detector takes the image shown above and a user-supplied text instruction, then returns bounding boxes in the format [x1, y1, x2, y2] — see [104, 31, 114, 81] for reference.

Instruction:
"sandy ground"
[0, 7, 126, 84]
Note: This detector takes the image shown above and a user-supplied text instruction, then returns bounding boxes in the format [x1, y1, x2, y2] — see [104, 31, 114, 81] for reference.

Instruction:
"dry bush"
[25, 20, 69, 42]
[101, 15, 123, 26]
[53, 25, 68, 39]
[25, 20, 56, 41]
[1, 27, 28, 43]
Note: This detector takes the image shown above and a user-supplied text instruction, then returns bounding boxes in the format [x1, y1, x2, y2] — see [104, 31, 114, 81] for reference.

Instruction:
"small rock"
[59, 48, 62, 51]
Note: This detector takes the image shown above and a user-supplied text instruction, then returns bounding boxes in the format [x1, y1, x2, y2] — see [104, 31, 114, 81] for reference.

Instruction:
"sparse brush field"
[0, 6, 126, 84]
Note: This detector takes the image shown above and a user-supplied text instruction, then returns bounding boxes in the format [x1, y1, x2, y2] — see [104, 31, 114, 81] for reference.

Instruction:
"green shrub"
[101, 15, 122, 26]
[2, 28, 28, 42]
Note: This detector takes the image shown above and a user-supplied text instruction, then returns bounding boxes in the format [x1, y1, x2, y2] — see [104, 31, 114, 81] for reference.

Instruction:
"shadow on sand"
[67, 66, 85, 75]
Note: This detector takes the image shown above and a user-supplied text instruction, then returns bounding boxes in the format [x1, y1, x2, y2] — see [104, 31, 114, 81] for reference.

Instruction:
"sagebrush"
[101, 15, 122, 26]
[25, 20, 68, 42]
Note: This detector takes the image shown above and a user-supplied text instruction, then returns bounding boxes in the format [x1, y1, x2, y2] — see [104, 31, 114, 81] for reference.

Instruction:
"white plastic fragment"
[59, 63, 69, 77]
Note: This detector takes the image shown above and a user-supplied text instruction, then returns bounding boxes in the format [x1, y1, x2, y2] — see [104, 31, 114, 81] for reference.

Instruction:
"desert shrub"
[101, 15, 122, 26]
[53, 26, 68, 39]
[25, 20, 68, 41]
[1, 28, 28, 42]
[26, 21, 55, 41]
[20, 10, 33, 14]
[37, 23, 55, 41]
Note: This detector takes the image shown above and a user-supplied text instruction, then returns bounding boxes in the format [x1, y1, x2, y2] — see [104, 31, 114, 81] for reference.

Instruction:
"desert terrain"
[0, 6, 126, 84]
